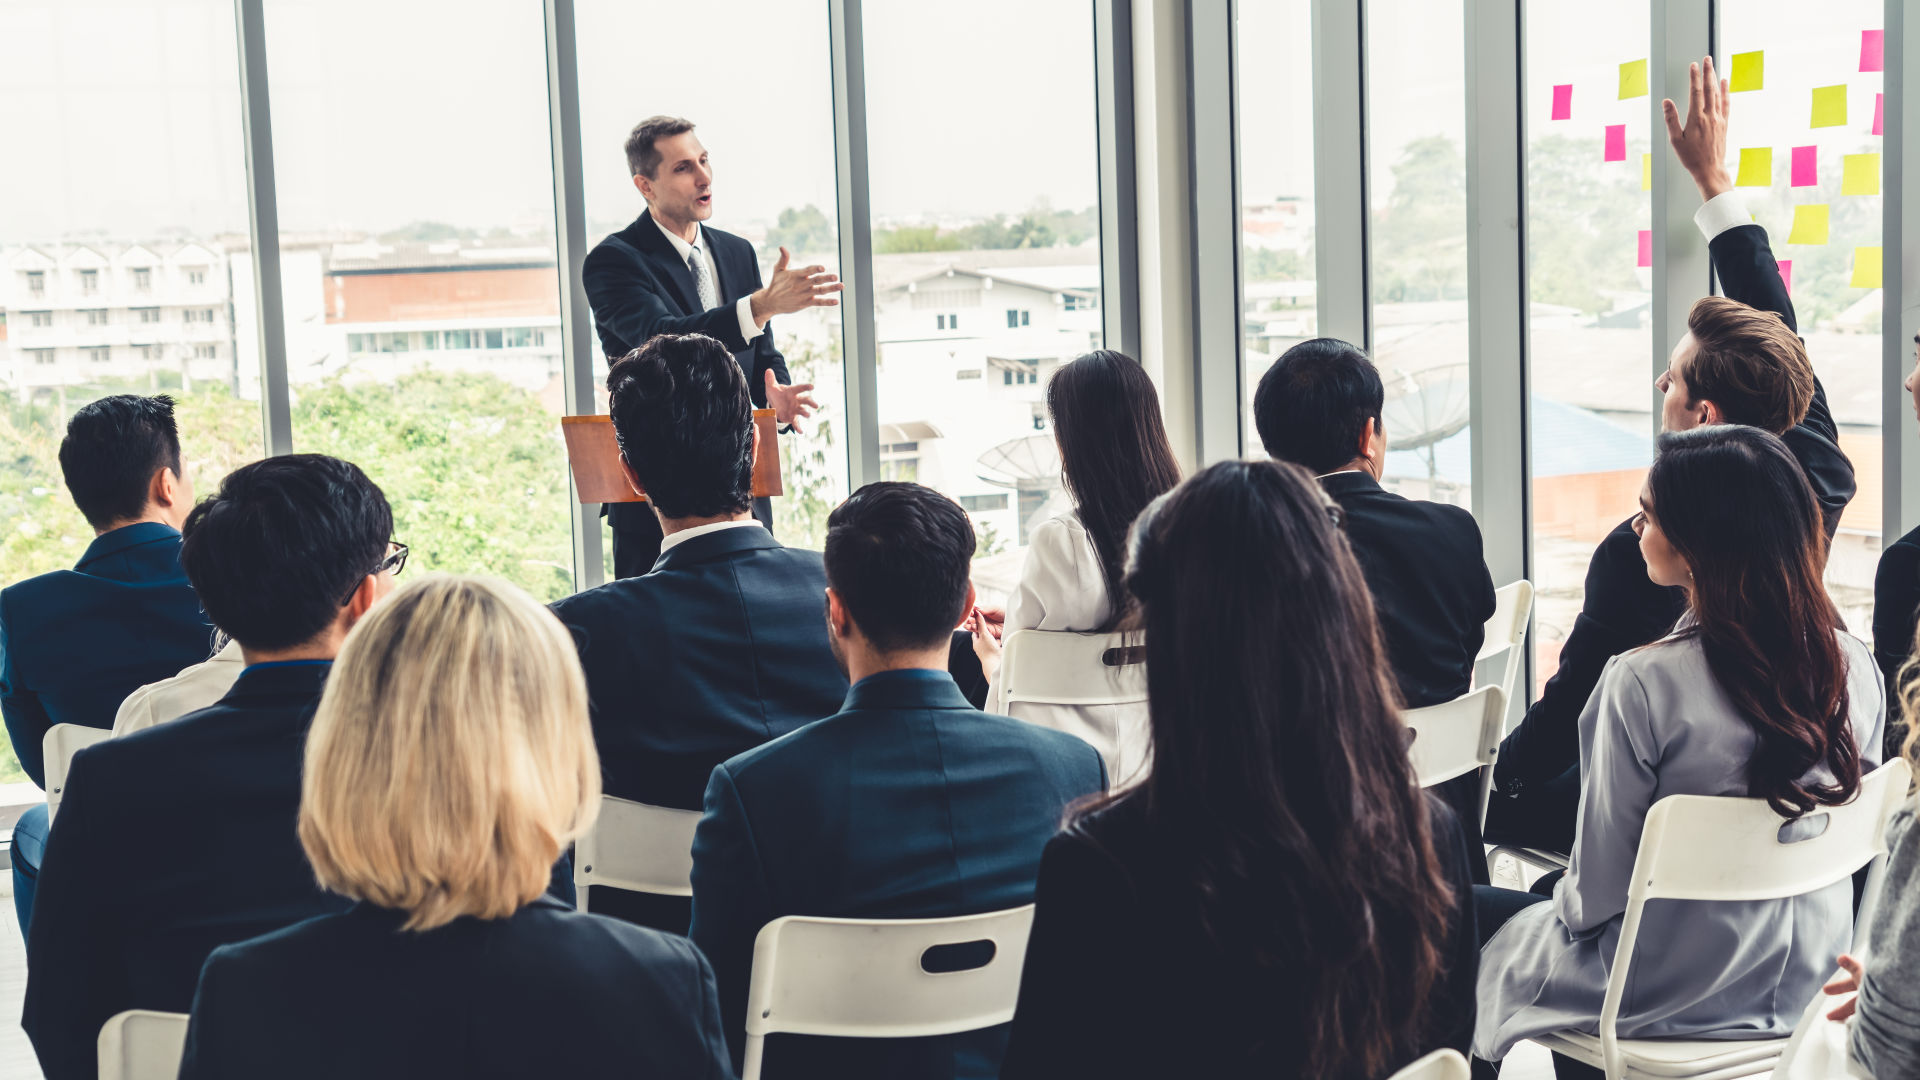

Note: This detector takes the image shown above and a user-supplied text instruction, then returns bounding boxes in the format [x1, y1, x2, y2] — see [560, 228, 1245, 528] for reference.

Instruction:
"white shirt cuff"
[734, 295, 762, 344]
[1693, 190, 1753, 242]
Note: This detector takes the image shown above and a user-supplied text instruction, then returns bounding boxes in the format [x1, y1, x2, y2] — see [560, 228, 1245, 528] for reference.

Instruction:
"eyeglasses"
[340, 541, 408, 604]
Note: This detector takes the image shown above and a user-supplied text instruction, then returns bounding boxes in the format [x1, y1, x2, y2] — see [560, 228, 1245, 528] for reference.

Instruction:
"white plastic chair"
[1478, 580, 1535, 718]
[739, 905, 1035, 1080]
[1767, 988, 1863, 1080]
[97, 1009, 189, 1080]
[44, 723, 111, 822]
[572, 795, 703, 911]
[1404, 685, 1507, 823]
[1526, 758, 1912, 1080]
[1391, 1048, 1472, 1080]
[988, 628, 1149, 785]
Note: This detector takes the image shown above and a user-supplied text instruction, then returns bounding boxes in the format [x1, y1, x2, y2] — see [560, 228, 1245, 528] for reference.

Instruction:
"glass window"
[264, 0, 574, 601]
[77, 268, 98, 293]
[444, 328, 472, 349]
[483, 328, 504, 349]
[1719, 2, 1883, 636]
[132, 267, 151, 290]
[1524, 3, 1653, 689]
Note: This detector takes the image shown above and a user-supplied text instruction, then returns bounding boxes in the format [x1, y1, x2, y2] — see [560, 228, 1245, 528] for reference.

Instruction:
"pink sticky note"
[1778, 260, 1793, 294]
[1604, 124, 1627, 162]
[1862, 30, 1885, 72]
[1874, 92, 1885, 136]
[1791, 145, 1818, 187]
[1637, 230, 1652, 268]
[1552, 84, 1573, 120]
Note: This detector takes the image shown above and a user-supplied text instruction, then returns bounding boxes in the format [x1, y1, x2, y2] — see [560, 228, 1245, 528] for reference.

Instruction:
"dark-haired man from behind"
[550, 333, 849, 933]
[0, 394, 213, 933]
[691, 481, 1106, 1080]
[22, 455, 400, 1080]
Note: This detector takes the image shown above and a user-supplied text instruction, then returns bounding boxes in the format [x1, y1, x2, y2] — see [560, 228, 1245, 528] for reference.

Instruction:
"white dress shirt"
[112, 638, 245, 736]
[653, 218, 763, 346]
[1693, 189, 1755, 243]
[658, 517, 765, 555]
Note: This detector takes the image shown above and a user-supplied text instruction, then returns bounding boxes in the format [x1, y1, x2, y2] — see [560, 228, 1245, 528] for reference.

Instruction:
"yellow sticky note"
[1642, 153, 1653, 190]
[1735, 147, 1772, 187]
[1619, 59, 1649, 99]
[1788, 203, 1831, 245]
[1842, 153, 1881, 196]
[1812, 85, 1849, 128]
[1730, 50, 1765, 92]
[1851, 246, 1883, 289]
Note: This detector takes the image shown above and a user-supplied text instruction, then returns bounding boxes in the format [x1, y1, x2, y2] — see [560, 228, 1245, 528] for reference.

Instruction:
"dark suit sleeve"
[22, 750, 121, 1080]
[1873, 536, 1920, 758]
[0, 596, 53, 787]
[1427, 800, 1480, 1060]
[1708, 222, 1845, 446]
[687, 764, 773, 1074]
[583, 241, 750, 356]
[671, 936, 739, 1080]
[177, 947, 245, 1080]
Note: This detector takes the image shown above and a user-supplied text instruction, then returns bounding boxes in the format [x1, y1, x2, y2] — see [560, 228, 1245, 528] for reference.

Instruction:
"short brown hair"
[1682, 295, 1814, 435]
[625, 115, 695, 178]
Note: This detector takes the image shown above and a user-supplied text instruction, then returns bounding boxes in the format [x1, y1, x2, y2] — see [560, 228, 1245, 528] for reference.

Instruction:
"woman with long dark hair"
[998, 459, 1477, 1079]
[969, 349, 1181, 782]
[1475, 425, 1883, 1075]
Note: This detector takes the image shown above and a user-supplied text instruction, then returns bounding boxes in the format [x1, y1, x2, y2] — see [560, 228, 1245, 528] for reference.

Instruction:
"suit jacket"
[1873, 525, 1920, 760]
[1319, 471, 1495, 710]
[690, 668, 1107, 1080]
[0, 522, 216, 785]
[177, 896, 732, 1080]
[583, 209, 790, 540]
[22, 663, 349, 1080]
[1488, 221, 1857, 850]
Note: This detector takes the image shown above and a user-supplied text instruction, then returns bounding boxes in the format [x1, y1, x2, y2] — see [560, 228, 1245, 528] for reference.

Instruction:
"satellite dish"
[1380, 362, 1470, 486]
[975, 434, 1060, 490]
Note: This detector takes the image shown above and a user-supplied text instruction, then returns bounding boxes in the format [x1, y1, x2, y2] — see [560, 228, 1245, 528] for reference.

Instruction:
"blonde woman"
[178, 576, 732, 1080]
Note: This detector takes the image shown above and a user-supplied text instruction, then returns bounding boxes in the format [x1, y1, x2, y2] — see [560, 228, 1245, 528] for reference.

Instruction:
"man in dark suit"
[584, 114, 842, 578]
[550, 333, 849, 932]
[21, 454, 401, 1080]
[690, 481, 1106, 1080]
[1485, 55, 1856, 853]
[0, 395, 213, 932]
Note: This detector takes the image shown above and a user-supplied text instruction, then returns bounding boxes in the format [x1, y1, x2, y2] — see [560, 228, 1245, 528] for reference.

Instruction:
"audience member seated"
[0, 395, 214, 931]
[1473, 425, 1882, 1080]
[966, 349, 1180, 783]
[1873, 337, 1920, 761]
[177, 575, 732, 1080]
[999, 459, 1478, 1080]
[22, 455, 399, 1080]
[112, 636, 243, 736]
[550, 332, 847, 932]
[690, 481, 1106, 1080]
[1488, 57, 1856, 856]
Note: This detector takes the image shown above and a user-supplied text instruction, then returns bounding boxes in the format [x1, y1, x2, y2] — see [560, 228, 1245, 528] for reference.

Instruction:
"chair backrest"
[573, 795, 702, 901]
[1389, 1048, 1471, 1080]
[45, 723, 112, 821]
[739, 905, 1035, 1080]
[97, 1009, 189, 1080]
[1476, 580, 1534, 712]
[1404, 685, 1506, 790]
[1596, 758, 1913, 1078]
[991, 628, 1148, 712]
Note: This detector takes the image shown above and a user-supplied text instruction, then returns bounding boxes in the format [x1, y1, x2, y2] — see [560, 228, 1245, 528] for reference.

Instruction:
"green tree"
[765, 204, 836, 256]
[1526, 133, 1648, 315]
[874, 224, 962, 254]
[770, 338, 846, 551]
[1373, 135, 1471, 304]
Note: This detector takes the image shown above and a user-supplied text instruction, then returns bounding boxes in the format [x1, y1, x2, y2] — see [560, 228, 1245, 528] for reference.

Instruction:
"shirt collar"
[75, 521, 181, 570]
[658, 518, 764, 555]
[654, 217, 705, 262]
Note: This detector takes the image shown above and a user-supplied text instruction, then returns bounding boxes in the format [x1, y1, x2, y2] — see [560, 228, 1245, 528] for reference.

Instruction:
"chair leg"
[741, 1034, 765, 1080]
[577, 884, 589, 913]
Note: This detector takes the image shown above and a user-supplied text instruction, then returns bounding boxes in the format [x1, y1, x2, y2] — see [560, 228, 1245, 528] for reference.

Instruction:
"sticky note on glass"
[1730, 51, 1765, 92]
[1735, 148, 1772, 187]
[1842, 153, 1881, 195]
[1777, 259, 1793, 294]
[1812, 85, 1849, 128]
[1636, 230, 1653, 268]
[1852, 246, 1883, 289]
[1788, 204, 1830, 244]
[1862, 30, 1885, 72]
[1642, 153, 1653, 190]
[1552, 84, 1573, 120]
[1791, 146, 1818, 187]
[1604, 124, 1627, 161]
[1874, 93, 1885, 136]
[1619, 59, 1649, 99]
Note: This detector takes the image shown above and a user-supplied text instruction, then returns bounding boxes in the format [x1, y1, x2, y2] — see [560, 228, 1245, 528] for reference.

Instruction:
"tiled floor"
[0, 908, 40, 1079]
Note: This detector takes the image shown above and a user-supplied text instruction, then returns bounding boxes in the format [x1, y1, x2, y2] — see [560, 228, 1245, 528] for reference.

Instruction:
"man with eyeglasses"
[23, 455, 406, 1080]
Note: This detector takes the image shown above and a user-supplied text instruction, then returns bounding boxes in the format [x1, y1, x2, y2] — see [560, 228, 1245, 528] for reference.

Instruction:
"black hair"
[606, 334, 753, 519]
[179, 454, 392, 652]
[57, 394, 184, 530]
[824, 481, 974, 653]
[1252, 338, 1385, 475]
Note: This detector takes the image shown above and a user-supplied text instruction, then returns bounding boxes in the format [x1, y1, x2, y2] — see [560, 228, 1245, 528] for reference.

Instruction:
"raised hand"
[1662, 55, 1732, 201]
[750, 246, 843, 326]
[1822, 954, 1865, 1021]
[764, 368, 820, 434]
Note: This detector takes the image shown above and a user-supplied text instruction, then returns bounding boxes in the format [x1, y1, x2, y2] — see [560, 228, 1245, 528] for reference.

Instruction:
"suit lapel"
[628, 209, 701, 314]
[706, 229, 734, 303]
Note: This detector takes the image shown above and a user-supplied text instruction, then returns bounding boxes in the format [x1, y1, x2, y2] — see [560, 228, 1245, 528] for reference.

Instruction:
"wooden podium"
[561, 409, 783, 503]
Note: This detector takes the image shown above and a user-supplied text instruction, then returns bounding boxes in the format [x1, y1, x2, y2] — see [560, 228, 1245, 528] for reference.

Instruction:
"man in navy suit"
[584, 114, 842, 577]
[690, 481, 1107, 1080]
[0, 395, 213, 931]
[22, 455, 401, 1080]
[550, 333, 849, 932]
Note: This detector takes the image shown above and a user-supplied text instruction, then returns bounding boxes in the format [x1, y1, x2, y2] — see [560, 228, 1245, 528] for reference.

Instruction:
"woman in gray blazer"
[1473, 426, 1883, 1077]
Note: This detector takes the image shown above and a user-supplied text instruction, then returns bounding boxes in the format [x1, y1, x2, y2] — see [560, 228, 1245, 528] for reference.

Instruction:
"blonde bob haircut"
[300, 574, 601, 931]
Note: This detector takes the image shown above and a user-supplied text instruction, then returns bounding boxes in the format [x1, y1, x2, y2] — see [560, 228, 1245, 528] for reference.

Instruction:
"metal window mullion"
[829, 0, 879, 492]
[1888, 0, 1920, 542]
[1650, 0, 1714, 430]
[1186, 0, 1241, 464]
[543, 0, 604, 592]
[232, 0, 290, 457]
[1310, 0, 1370, 350]
[1095, 0, 1141, 358]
